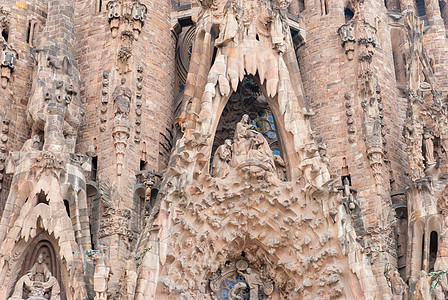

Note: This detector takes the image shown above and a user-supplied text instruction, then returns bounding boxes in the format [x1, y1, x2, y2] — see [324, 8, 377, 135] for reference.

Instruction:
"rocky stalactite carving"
[0, 1, 92, 299]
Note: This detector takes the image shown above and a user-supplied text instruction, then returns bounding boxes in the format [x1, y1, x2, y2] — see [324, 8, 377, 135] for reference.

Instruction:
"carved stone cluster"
[107, 0, 146, 40]
[0, 116, 8, 190]
[0, 7, 17, 89]
[100, 70, 110, 132]
[134, 65, 143, 143]
[344, 93, 356, 142]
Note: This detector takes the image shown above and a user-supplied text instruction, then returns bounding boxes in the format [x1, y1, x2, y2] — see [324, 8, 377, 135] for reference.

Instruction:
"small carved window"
[416, 0, 427, 18]
[214, 272, 268, 300]
[344, 8, 354, 22]
[1, 28, 8, 42]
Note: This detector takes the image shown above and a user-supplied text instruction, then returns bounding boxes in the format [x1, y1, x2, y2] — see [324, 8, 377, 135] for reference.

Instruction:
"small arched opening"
[344, 7, 355, 22]
[439, 0, 448, 29]
[429, 231, 438, 272]
[37, 190, 48, 205]
[63, 199, 70, 217]
[416, 0, 427, 19]
[1, 28, 8, 42]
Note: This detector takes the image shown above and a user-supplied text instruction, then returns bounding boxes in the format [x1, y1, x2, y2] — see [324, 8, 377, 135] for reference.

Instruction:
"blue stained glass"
[267, 131, 276, 139]
[273, 149, 281, 156]
[256, 120, 269, 132]
[258, 289, 265, 300]
[225, 280, 235, 289]
[242, 287, 250, 300]
[267, 115, 274, 122]
[236, 275, 246, 283]
[219, 289, 229, 299]
[188, 46, 192, 54]
[271, 123, 275, 130]
[258, 111, 266, 118]
[249, 113, 257, 120]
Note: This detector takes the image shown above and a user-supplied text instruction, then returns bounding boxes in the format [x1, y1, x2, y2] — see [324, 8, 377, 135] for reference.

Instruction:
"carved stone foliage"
[99, 181, 134, 244]
[135, 165, 362, 299]
[9, 254, 61, 300]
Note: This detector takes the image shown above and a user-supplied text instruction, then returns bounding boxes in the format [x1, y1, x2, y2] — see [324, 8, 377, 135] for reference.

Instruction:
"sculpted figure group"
[211, 114, 282, 182]
[9, 254, 60, 300]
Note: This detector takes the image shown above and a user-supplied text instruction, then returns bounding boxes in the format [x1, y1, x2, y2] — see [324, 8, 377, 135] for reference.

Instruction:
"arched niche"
[10, 232, 67, 300]
[86, 183, 100, 249]
[133, 185, 147, 235]
[208, 75, 300, 180]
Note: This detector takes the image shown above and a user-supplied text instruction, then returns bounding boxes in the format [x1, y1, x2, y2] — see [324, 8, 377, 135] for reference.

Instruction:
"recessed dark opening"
[91, 156, 98, 181]
[344, 8, 355, 22]
[63, 200, 70, 217]
[1, 29, 8, 42]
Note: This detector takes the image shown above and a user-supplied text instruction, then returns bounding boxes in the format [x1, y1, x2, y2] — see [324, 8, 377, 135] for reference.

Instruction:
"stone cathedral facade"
[3, 0, 448, 299]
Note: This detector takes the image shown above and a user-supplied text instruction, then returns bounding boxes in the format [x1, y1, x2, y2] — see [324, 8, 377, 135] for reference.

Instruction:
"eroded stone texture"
[3, 0, 448, 299]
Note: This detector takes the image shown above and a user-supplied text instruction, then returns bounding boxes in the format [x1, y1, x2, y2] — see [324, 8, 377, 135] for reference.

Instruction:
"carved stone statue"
[211, 139, 232, 178]
[413, 270, 431, 300]
[229, 281, 247, 300]
[8, 254, 61, 300]
[120, 257, 137, 300]
[274, 154, 286, 180]
[423, 127, 436, 167]
[30, 254, 50, 282]
[112, 78, 132, 119]
[385, 268, 408, 300]
[248, 131, 276, 172]
[93, 247, 111, 300]
[232, 114, 253, 163]
[21, 135, 41, 152]
[214, 6, 238, 47]
[238, 268, 261, 300]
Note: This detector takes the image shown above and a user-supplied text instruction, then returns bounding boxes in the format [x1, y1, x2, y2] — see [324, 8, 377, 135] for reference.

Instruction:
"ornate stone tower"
[3, 0, 448, 299]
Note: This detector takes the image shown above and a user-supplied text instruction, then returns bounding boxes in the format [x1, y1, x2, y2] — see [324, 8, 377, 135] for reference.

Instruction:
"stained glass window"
[217, 273, 265, 300]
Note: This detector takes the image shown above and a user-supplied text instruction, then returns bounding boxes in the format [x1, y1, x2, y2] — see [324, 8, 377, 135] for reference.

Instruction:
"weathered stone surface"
[3, 0, 448, 299]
